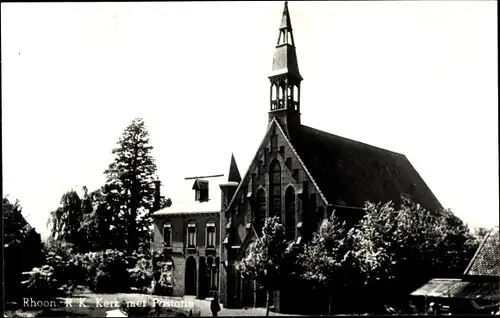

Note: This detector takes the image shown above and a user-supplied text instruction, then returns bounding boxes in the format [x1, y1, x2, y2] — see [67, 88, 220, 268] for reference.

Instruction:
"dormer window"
[192, 179, 209, 202]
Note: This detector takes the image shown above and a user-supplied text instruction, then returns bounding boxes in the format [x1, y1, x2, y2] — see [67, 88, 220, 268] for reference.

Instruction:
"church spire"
[268, 1, 302, 134]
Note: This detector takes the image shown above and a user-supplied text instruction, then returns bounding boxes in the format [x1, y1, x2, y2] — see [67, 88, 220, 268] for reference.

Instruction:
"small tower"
[227, 153, 242, 183]
[268, 1, 302, 135]
[220, 153, 241, 211]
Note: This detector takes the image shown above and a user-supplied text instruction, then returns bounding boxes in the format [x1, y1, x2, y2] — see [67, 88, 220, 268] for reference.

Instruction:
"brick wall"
[220, 121, 328, 310]
[152, 211, 221, 297]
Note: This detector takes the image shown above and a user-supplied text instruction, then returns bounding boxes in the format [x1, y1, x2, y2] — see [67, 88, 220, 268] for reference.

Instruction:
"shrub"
[94, 270, 113, 293]
[128, 256, 154, 293]
[21, 265, 60, 301]
[43, 239, 85, 292]
[153, 271, 173, 296]
[77, 249, 130, 293]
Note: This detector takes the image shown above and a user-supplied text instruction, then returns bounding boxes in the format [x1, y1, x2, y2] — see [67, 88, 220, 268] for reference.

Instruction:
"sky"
[2, 1, 498, 238]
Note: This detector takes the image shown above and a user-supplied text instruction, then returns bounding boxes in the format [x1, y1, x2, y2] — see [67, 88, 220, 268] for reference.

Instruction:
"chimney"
[154, 178, 161, 212]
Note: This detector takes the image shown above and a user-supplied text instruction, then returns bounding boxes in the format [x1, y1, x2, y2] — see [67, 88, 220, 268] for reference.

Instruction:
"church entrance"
[185, 257, 197, 296]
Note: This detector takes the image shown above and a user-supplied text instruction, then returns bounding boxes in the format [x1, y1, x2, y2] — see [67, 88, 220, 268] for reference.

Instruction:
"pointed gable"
[226, 118, 326, 213]
[228, 153, 242, 183]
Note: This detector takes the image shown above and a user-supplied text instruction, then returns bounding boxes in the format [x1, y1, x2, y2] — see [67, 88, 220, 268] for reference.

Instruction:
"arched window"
[255, 189, 266, 235]
[270, 160, 281, 221]
[285, 186, 296, 241]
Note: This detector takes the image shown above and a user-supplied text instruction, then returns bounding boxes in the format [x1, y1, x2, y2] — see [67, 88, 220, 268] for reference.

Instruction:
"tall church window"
[270, 160, 281, 220]
[255, 189, 266, 235]
[271, 131, 278, 154]
[285, 187, 296, 241]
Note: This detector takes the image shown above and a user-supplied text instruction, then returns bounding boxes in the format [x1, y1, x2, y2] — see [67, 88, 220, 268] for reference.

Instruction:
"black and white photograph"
[2, 1, 498, 317]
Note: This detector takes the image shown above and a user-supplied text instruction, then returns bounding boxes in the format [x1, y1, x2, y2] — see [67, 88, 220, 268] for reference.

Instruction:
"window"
[255, 189, 266, 235]
[271, 132, 278, 153]
[195, 189, 209, 202]
[279, 146, 285, 157]
[193, 179, 209, 202]
[206, 222, 216, 248]
[187, 223, 196, 248]
[163, 223, 172, 248]
[270, 161, 281, 220]
[285, 157, 292, 170]
[285, 187, 296, 241]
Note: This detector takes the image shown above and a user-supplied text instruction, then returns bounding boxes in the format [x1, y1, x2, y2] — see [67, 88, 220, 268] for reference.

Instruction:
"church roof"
[463, 227, 500, 277]
[287, 124, 443, 212]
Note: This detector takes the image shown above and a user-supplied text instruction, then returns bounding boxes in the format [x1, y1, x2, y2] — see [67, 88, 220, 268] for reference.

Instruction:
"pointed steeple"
[268, 1, 302, 134]
[228, 153, 242, 183]
[270, 1, 302, 81]
[280, 1, 292, 30]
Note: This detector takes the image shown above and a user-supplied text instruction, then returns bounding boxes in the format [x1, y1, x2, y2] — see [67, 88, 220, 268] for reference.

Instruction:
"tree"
[472, 226, 491, 244]
[237, 216, 291, 316]
[298, 213, 379, 315]
[47, 186, 116, 253]
[103, 118, 163, 254]
[47, 190, 84, 246]
[4, 197, 45, 303]
[350, 197, 478, 307]
[79, 187, 115, 252]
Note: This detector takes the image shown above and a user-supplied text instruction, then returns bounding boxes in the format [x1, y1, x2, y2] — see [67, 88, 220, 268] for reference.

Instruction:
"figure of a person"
[211, 293, 221, 317]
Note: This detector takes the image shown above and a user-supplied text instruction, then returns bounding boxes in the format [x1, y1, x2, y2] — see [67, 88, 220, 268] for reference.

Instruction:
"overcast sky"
[2, 1, 498, 237]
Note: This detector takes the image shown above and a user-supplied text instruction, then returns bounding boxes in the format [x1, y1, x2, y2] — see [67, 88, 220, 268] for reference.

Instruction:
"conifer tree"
[103, 118, 160, 253]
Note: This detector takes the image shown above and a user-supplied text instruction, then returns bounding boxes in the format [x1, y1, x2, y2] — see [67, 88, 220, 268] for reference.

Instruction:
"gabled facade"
[219, 1, 443, 313]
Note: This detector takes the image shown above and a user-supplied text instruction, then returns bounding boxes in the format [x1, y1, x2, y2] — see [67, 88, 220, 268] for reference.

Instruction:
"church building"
[218, 1, 443, 313]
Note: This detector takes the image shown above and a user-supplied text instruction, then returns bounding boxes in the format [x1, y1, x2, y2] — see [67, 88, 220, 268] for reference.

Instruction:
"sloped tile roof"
[464, 227, 500, 277]
[448, 280, 500, 301]
[288, 125, 443, 212]
[411, 278, 462, 297]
